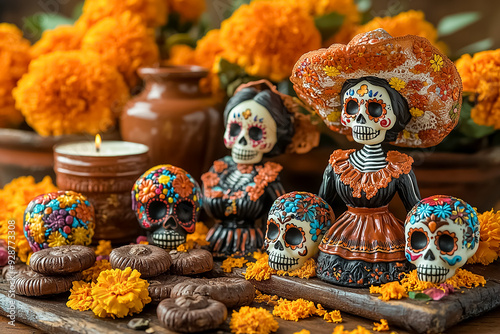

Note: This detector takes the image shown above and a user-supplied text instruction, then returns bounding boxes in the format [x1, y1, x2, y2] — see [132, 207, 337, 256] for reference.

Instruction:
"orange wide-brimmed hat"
[290, 29, 462, 148]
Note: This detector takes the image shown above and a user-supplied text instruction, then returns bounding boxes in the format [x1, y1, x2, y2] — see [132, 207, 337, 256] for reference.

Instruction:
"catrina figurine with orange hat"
[290, 29, 462, 287]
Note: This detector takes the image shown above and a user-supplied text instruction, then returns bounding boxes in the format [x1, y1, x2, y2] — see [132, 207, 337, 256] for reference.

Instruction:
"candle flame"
[95, 134, 101, 153]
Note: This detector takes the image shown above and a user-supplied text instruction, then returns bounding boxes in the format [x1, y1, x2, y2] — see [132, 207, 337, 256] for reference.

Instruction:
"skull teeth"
[416, 265, 450, 283]
[268, 251, 299, 271]
[152, 232, 185, 249]
[232, 147, 258, 161]
[352, 125, 380, 141]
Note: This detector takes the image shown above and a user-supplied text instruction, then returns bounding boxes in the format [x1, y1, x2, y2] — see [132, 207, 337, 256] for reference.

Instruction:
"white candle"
[54, 141, 149, 157]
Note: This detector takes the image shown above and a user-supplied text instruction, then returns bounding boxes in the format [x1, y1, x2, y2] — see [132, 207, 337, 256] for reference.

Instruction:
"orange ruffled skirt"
[319, 205, 406, 262]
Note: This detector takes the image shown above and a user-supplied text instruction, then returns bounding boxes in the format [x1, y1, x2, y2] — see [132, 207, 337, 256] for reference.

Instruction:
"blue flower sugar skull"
[405, 195, 480, 283]
[265, 192, 334, 271]
[23, 191, 95, 252]
[132, 165, 202, 249]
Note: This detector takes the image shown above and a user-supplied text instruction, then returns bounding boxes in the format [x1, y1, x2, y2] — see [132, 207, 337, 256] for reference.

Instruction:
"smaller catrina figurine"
[405, 195, 480, 284]
[265, 192, 334, 271]
[290, 29, 463, 286]
[132, 165, 202, 249]
[202, 80, 319, 256]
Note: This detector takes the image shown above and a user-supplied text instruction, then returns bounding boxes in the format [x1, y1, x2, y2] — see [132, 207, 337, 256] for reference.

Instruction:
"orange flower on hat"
[0, 23, 31, 128]
[30, 24, 85, 59]
[456, 49, 500, 129]
[79, 0, 167, 28]
[13, 50, 129, 136]
[220, 1, 321, 82]
[81, 11, 159, 88]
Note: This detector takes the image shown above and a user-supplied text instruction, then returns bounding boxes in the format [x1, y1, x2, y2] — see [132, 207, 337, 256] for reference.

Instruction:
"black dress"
[202, 156, 285, 256]
[317, 149, 420, 286]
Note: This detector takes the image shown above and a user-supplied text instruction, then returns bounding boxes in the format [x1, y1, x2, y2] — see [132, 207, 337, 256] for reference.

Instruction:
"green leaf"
[315, 12, 345, 41]
[38, 13, 75, 31]
[457, 100, 496, 138]
[456, 38, 494, 56]
[409, 291, 432, 301]
[437, 12, 481, 37]
[72, 1, 84, 20]
[355, 0, 372, 13]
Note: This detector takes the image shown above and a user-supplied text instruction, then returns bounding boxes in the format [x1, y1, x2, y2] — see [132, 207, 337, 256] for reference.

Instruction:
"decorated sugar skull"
[405, 195, 480, 283]
[24, 191, 95, 252]
[132, 165, 202, 249]
[223, 86, 294, 164]
[341, 77, 410, 145]
[265, 192, 334, 271]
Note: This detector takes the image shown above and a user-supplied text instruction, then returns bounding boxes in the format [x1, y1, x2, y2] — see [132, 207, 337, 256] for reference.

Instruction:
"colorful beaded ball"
[23, 191, 95, 252]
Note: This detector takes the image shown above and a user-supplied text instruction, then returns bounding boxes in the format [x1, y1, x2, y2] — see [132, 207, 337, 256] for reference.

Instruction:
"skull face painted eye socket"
[229, 123, 241, 137]
[367, 102, 383, 118]
[176, 200, 194, 223]
[435, 231, 458, 255]
[410, 230, 428, 252]
[345, 99, 359, 115]
[248, 126, 263, 141]
[147, 200, 168, 223]
[284, 227, 303, 246]
[266, 219, 280, 240]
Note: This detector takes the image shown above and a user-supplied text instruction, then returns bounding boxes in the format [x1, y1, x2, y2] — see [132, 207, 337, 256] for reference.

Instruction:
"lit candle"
[54, 140, 149, 242]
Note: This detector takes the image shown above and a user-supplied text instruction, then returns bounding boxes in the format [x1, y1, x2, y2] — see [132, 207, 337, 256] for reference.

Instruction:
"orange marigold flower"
[230, 306, 279, 334]
[82, 259, 112, 282]
[254, 290, 280, 306]
[172, 173, 193, 198]
[272, 298, 317, 321]
[14, 50, 129, 136]
[324, 310, 342, 323]
[194, 29, 225, 69]
[91, 267, 151, 318]
[79, 0, 167, 28]
[0, 23, 31, 128]
[95, 240, 112, 256]
[0, 176, 57, 263]
[221, 256, 248, 273]
[369, 281, 408, 301]
[355, 10, 446, 54]
[373, 319, 390, 332]
[81, 11, 159, 88]
[167, 44, 196, 66]
[333, 325, 372, 334]
[456, 49, 500, 129]
[468, 209, 500, 265]
[167, 0, 206, 23]
[30, 24, 85, 59]
[67, 281, 94, 311]
[220, 1, 321, 82]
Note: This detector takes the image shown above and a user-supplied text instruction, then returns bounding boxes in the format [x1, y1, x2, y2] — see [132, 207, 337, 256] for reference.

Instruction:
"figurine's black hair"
[224, 87, 294, 157]
[340, 76, 410, 142]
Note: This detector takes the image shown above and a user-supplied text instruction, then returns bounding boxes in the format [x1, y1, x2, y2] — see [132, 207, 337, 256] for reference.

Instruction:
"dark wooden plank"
[234, 263, 500, 334]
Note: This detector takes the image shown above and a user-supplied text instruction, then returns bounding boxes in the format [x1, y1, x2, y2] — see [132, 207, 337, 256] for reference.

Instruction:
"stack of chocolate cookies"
[13, 245, 96, 297]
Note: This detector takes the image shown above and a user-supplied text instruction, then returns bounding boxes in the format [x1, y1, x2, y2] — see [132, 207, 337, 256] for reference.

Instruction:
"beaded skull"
[265, 192, 334, 271]
[132, 165, 202, 249]
[405, 195, 480, 283]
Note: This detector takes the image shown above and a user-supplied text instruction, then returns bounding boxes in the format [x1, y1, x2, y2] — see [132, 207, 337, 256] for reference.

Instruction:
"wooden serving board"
[0, 262, 499, 334]
[232, 263, 500, 334]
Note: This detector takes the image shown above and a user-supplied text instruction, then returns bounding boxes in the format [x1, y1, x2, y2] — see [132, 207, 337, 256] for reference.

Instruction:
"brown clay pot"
[120, 66, 225, 180]
[53, 142, 149, 243]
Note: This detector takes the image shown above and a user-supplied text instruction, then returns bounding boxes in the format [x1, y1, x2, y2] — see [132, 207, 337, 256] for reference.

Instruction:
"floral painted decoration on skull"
[265, 192, 334, 271]
[405, 195, 480, 283]
[24, 191, 95, 252]
[132, 165, 202, 249]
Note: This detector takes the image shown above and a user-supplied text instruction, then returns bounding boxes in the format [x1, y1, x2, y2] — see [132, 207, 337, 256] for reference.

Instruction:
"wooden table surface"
[1, 304, 500, 334]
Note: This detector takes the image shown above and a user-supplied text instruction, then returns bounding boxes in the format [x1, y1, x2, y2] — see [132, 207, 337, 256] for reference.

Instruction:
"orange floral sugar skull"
[132, 165, 202, 249]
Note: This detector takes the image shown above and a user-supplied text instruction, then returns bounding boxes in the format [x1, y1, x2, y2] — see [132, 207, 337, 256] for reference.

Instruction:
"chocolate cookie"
[14, 270, 82, 296]
[29, 245, 96, 275]
[170, 277, 255, 308]
[148, 274, 192, 304]
[110, 244, 172, 278]
[169, 249, 213, 275]
[157, 295, 227, 333]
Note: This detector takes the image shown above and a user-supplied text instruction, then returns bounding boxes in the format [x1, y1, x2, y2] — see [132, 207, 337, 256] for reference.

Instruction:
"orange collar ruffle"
[329, 149, 413, 200]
